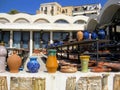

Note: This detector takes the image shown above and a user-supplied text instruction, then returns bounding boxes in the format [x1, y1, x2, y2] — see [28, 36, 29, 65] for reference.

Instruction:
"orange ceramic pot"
[77, 31, 83, 41]
[7, 50, 22, 73]
[46, 49, 58, 73]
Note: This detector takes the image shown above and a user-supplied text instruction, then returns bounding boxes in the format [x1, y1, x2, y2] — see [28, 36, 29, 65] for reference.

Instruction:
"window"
[53, 32, 69, 41]
[42, 32, 50, 48]
[74, 8, 78, 11]
[22, 32, 30, 49]
[33, 32, 40, 49]
[41, 7, 43, 11]
[44, 7, 47, 14]
[66, 9, 67, 13]
[62, 10, 65, 13]
[0, 31, 10, 47]
[55, 19, 69, 23]
[13, 31, 21, 48]
[51, 6, 54, 15]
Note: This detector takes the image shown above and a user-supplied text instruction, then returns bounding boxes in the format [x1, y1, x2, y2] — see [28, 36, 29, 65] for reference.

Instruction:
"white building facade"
[0, 13, 89, 55]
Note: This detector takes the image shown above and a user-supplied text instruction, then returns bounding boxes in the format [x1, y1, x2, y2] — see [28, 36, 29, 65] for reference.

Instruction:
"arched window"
[55, 19, 69, 24]
[74, 20, 86, 24]
[14, 18, 29, 23]
[34, 19, 49, 23]
[0, 18, 10, 24]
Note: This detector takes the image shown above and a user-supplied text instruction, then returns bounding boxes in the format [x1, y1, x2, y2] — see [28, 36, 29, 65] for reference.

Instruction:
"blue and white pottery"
[83, 30, 89, 39]
[98, 29, 106, 39]
[27, 56, 40, 73]
[91, 32, 98, 39]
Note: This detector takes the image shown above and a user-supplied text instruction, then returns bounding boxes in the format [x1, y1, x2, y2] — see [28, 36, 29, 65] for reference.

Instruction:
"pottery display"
[83, 30, 89, 39]
[91, 32, 98, 39]
[27, 56, 40, 73]
[77, 31, 83, 41]
[0, 42, 7, 73]
[7, 50, 22, 73]
[98, 29, 106, 39]
[46, 49, 58, 73]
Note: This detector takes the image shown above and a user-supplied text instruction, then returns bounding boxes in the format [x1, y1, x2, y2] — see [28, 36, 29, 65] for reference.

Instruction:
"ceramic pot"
[7, 50, 22, 73]
[83, 30, 89, 39]
[91, 32, 98, 39]
[46, 49, 58, 73]
[98, 29, 105, 39]
[27, 56, 40, 73]
[80, 55, 90, 72]
[77, 31, 83, 41]
[0, 43, 7, 73]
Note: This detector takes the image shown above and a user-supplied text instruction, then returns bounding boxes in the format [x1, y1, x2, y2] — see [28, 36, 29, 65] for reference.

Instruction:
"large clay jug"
[0, 42, 7, 72]
[7, 50, 22, 73]
[46, 49, 58, 73]
[77, 31, 83, 41]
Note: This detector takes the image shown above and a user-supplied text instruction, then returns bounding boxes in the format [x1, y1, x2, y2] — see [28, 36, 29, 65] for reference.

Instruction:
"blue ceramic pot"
[27, 56, 40, 73]
[91, 32, 98, 39]
[98, 29, 105, 39]
[83, 30, 89, 39]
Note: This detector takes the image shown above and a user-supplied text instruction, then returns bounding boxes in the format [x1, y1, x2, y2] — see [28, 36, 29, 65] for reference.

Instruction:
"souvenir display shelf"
[48, 39, 111, 61]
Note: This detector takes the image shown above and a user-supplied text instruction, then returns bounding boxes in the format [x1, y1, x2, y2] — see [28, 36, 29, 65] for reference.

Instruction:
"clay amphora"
[7, 50, 22, 73]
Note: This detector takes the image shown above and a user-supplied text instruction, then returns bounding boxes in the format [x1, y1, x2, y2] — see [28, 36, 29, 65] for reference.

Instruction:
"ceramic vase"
[91, 32, 98, 39]
[77, 31, 83, 41]
[98, 29, 106, 39]
[0, 43, 7, 73]
[80, 55, 90, 72]
[83, 30, 89, 39]
[46, 49, 58, 73]
[7, 50, 22, 73]
[27, 56, 40, 73]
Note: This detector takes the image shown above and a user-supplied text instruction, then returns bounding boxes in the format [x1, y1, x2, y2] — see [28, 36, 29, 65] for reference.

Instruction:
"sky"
[0, 0, 107, 15]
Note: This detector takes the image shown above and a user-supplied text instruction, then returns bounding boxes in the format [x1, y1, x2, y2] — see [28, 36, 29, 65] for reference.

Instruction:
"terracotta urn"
[7, 50, 22, 73]
[77, 31, 83, 41]
[0, 42, 7, 72]
[46, 49, 58, 73]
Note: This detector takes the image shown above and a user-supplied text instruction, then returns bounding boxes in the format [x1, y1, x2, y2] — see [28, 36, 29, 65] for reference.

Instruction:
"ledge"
[0, 71, 120, 90]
